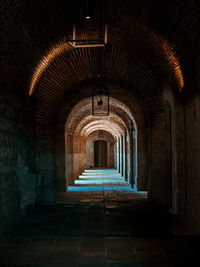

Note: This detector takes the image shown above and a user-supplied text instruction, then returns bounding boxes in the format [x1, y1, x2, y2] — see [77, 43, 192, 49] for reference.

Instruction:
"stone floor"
[58, 169, 148, 209]
[0, 169, 200, 267]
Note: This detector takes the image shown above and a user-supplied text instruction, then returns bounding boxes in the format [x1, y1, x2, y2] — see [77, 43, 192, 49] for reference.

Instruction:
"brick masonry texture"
[0, 88, 35, 233]
[1, 0, 200, 234]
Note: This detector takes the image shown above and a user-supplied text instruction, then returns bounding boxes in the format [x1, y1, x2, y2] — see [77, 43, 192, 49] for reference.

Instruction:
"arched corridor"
[1, 0, 200, 266]
[61, 96, 140, 192]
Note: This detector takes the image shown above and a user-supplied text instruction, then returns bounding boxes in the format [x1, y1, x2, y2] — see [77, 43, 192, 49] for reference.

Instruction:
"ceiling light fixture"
[92, 84, 109, 116]
[66, 1, 107, 48]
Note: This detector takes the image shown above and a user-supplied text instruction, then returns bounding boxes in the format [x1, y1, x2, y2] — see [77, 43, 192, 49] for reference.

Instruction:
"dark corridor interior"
[1, 0, 200, 266]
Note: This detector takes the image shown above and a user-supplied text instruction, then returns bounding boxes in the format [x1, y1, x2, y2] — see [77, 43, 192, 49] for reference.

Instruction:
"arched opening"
[62, 96, 142, 192]
[86, 130, 115, 169]
[129, 119, 138, 188]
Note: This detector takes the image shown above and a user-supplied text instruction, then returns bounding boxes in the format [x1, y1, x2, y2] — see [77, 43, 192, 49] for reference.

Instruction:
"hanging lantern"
[92, 84, 109, 116]
[66, 1, 107, 48]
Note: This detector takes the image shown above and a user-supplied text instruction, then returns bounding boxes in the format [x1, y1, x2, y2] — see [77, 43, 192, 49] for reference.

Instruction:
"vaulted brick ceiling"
[1, 0, 200, 103]
[65, 97, 135, 138]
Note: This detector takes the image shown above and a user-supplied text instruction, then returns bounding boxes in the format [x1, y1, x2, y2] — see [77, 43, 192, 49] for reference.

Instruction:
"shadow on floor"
[0, 170, 199, 266]
[0, 201, 200, 267]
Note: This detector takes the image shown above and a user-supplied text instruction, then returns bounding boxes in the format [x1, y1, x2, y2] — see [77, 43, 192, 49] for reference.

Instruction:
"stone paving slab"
[1, 169, 200, 266]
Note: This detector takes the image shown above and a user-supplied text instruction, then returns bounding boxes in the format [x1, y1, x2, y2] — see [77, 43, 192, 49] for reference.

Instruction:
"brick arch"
[63, 96, 136, 188]
[85, 127, 119, 139]
[54, 90, 150, 194]
[68, 112, 129, 138]
[35, 45, 161, 151]
[35, 46, 164, 173]
[37, 76, 164, 202]
[39, 79, 150, 198]
[80, 120, 124, 138]
[65, 98, 136, 138]
[66, 109, 127, 137]
[76, 114, 126, 135]
[29, 21, 184, 97]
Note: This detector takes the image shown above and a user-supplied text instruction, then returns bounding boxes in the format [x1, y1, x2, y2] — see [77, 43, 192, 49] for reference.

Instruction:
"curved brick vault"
[2, 0, 199, 100]
[37, 76, 160, 200]
[27, 0, 200, 97]
[29, 29, 183, 97]
[66, 97, 136, 136]
[1, 0, 200, 233]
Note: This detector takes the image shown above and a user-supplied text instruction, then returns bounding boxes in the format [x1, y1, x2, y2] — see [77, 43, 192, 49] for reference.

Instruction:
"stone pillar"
[133, 130, 137, 189]
[38, 151, 56, 203]
[114, 139, 117, 169]
[118, 137, 120, 173]
[55, 133, 66, 192]
[130, 120, 134, 188]
[73, 135, 80, 180]
[124, 129, 128, 181]
[81, 136, 87, 173]
[65, 134, 74, 185]
[121, 135, 124, 177]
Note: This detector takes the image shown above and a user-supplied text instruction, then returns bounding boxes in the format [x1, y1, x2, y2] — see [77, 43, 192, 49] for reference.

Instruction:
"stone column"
[118, 137, 120, 173]
[65, 134, 74, 185]
[121, 135, 124, 177]
[55, 133, 66, 192]
[133, 130, 137, 189]
[124, 129, 128, 181]
[130, 120, 134, 188]
[114, 139, 117, 169]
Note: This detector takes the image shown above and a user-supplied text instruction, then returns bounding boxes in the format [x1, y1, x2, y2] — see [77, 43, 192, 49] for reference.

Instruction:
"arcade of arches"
[62, 97, 139, 190]
[1, 0, 200, 265]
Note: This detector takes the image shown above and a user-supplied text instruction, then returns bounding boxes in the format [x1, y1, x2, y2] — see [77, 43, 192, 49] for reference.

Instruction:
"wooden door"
[94, 140, 107, 167]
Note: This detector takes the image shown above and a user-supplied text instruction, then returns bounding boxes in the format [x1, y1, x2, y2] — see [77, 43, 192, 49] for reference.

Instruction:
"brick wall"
[0, 88, 35, 233]
[162, 80, 200, 228]
[183, 96, 200, 226]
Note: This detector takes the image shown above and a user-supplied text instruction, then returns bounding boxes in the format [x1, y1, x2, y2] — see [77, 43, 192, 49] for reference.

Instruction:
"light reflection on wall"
[29, 40, 72, 96]
[161, 39, 184, 91]
[29, 32, 184, 96]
